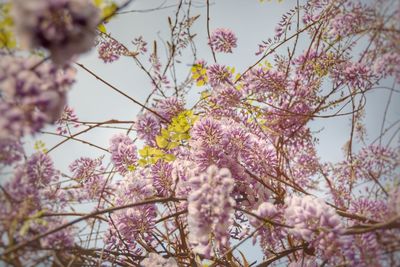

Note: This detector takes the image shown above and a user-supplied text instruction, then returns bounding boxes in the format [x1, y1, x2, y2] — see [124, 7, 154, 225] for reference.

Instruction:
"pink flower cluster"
[284, 195, 345, 259]
[109, 133, 137, 175]
[187, 165, 235, 258]
[98, 38, 127, 63]
[105, 172, 156, 253]
[12, 0, 100, 64]
[55, 106, 79, 135]
[0, 138, 23, 166]
[69, 156, 108, 199]
[0, 55, 75, 139]
[132, 36, 148, 55]
[135, 112, 161, 146]
[150, 161, 173, 196]
[207, 64, 232, 87]
[208, 28, 237, 53]
[0, 152, 78, 266]
[153, 96, 185, 121]
[141, 253, 177, 267]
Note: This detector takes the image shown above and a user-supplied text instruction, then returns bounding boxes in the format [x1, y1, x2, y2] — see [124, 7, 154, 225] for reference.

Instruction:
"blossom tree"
[0, 0, 399, 266]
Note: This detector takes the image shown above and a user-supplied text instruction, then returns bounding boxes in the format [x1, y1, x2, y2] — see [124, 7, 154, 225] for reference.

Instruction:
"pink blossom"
[0, 138, 23, 166]
[153, 97, 185, 121]
[109, 133, 137, 175]
[12, 0, 100, 64]
[284, 195, 345, 259]
[132, 36, 148, 55]
[187, 165, 235, 258]
[27, 152, 56, 186]
[56, 106, 79, 135]
[106, 172, 156, 251]
[209, 28, 237, 53]
[150, 161, 173, 196]
[0, 55, 75, 139]
[207, 64, 232, 87]
[135, 112, 161, 146]
[141, 253, 177, 267]
[98, 38, 127, 63]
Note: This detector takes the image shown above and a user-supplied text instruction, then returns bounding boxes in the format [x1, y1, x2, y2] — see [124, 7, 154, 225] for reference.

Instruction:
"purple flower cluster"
[0, 55, 75, 139]
[17, 153, 56, 193]
[327, 145, 399, 208]
[27, 152, 56, 186]
[1, 0, 399, 265]
[98, 38, 127, 63]
[12, 0, 100, 64]
[374, 52, 400, 83]
[190, 117, 277, 185]
[69, 156, 107, 199]
[207, 64, 232, 87]
[153, 97, 185, 121]
[187, 165, 235, 258]
[39, 218, 75, 249]
[141, 253, 177, 267]
[249, 202, 278, 227]
[284, 195, 344, 258]
[0, 138, 23, 166]
[150, 160, 173, 196]
[109, 133, 137, 175]
[69, 156, 103, 181]
[209, 83, 242, 107]
[1, 152, 57, 224]
[357, 145, 400, 179]
[333, 61, 373, 90]
[135, 112, 161, 145]
[343, 197, 396, 266]
[106, 172, 156, 252]
[209, 28, 237, 53]
[132, 36, 148, 55]
[172, 159, 200, 200]
[250, 202, 286, 258]
[242, 67, 287, 94]
[328, 3, 370, 38]
[56, 106, 79, 135]
[190, 117, 225, 168]
[0, 152, 79, 263]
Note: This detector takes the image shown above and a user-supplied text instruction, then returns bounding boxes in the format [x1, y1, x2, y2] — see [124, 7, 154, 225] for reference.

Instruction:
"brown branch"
[256, 245, 305, 267]
[2, 197, 185, 256]
[206, 0, 217, 63]
[47, 120, 114, 153]
[343, 215, 400, 235]
[234, 19, 322, 84]
[40, 131, 109, 153]
[75, 62, 168, 122]
[235, 207, 292, 229]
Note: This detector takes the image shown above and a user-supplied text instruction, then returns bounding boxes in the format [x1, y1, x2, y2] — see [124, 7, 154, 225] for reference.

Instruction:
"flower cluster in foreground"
[12, 0, 100, 64]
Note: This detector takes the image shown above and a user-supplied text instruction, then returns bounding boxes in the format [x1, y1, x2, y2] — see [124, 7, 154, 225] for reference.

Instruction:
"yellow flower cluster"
[93, 0, 117, 33]
[138, 146, 175, 166]
[0, 3, 16, 49]
[34, 140, 48, 154]
[138, 110, 198, 166]
[191, 64, 208, 86]
[313, 53, 336, 77]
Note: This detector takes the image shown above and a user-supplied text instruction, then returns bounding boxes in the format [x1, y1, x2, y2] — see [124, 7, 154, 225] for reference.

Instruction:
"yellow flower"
[191, 64, 208, 86]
